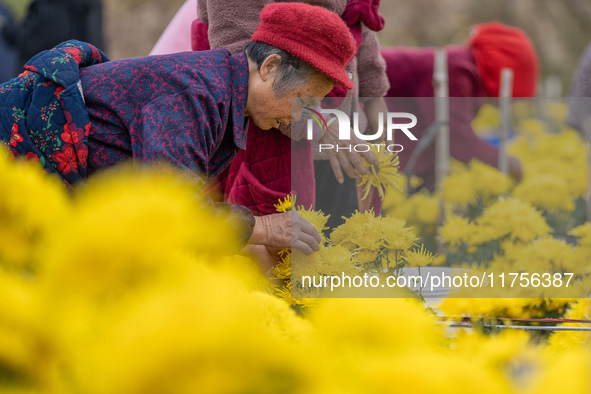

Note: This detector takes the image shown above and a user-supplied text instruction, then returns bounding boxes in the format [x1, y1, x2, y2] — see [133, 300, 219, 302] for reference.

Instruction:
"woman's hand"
[508, 155, 523, 183]
[248, 211, 321, 255]
[320, 121, 379, 184]
[240, 244, 284, 285]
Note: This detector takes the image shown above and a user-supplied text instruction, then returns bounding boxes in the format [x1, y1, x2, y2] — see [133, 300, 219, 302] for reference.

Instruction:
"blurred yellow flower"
[389, 191, 440, 226]
[442, 160, 511, 205]
[309, 298, 442, 355]
[0, 149, 69, 270]
[0, 141, 589, 394]
[472, 103, 500, 132]
[442, 170, 476, 204]
[439, 215, 474, 245]
[548, 299, 591, 353]
[569, 222, 591, 246]
[42, 165, 241, 302]
[476, 198, 550, 243]
[0, 270, 60, 392]
[513, 174, 575, 212]
[470, 160, 513, 199]
[275, 281, 320, 308]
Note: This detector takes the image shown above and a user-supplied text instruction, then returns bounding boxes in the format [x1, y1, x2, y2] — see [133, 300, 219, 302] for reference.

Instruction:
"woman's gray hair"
[244, 41, 325, 98]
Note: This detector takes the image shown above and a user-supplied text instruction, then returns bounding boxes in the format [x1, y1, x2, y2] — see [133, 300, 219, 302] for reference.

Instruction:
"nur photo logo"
[304, 107, 418, 153]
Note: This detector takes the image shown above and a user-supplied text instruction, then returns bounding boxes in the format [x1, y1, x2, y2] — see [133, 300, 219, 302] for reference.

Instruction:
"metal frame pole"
[498, 68, 514, 175]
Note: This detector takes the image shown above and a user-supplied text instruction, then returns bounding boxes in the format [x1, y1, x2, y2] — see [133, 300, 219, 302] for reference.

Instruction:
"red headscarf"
[467, 22, 539, 97]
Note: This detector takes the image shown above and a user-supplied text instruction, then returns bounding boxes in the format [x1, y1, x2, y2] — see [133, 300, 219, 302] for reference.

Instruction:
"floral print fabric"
[0, 40, 109, 186]
[0, 41, 255, 244]
[80, 48, 249, 181]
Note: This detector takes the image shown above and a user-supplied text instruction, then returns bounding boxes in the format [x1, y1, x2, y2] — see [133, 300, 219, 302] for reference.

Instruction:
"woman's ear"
[259, 54, 282, 82]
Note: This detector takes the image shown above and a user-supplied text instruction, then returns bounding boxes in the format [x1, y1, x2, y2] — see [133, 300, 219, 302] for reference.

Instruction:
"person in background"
[381, 22, 538, 190]
[14, 0, 105, 67]
[150, 0, 196, 56]
[0, 3, 358, 258]
[152, 0, 391, 229]
[0, 0, 104, 82]
[567, 42, 591, 133]
[0, 1, 19, 81]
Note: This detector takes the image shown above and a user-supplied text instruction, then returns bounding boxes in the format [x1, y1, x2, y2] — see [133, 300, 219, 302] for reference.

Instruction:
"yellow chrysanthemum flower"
[513, 175, 575, 212]
[210, 254, 272, 293]
[317, 244, 356, 276]
[509, 126, 588, 198]
[438, 297, 534, 319]
[291, 250, 322, 284]
[469, 160, 512, 199]
[272, 252, 291, 281]
[42, 165, 240, 302]
[569, 222, 591, 246]
[358, 144, 401, 200]
[548, 299, 591, 352]
[383, 226, 418, 251]
[476, 198, 550, 243]
[3, 136, 591, 394]
[467, 224, 509, 246]
[275, 281, 320, 308]
[411, 193, 440, 224]
[296, 206, 329, 235]
[471, 103, 500, 132]
[442, 160, 511, 205]
[403, 245, 436, 267]
[439, 215, 474, 245]
[274, 194, 294, 212]
[441, 170, 477, 204]
[0, 148, 69, 270]
[355, 249, 378, 265]
[330, 210, 384, 250]
[0, 270, 59, 391]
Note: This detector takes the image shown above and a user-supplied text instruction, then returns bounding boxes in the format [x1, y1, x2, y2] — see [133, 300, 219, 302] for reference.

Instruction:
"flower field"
[1, 100, 590, 392]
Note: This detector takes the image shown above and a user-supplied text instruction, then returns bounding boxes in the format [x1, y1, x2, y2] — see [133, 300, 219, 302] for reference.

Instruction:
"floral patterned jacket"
[0, 40, 108, 186]
[0, 40, 256, 244]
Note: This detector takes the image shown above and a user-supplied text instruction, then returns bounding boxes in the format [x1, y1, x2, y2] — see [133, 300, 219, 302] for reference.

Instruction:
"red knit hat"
[467, 22, 539, 97]
[251, 3, 356, 90]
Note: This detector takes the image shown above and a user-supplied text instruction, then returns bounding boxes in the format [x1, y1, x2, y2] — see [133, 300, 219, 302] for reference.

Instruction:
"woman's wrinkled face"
[245, 55, 334, 130]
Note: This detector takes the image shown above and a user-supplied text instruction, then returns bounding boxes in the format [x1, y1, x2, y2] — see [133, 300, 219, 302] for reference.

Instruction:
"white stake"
[433, 49, 450, 251]
[433, 49, 450, 190]
[544, 75, 562, 98]
[498, 68, 513, 175]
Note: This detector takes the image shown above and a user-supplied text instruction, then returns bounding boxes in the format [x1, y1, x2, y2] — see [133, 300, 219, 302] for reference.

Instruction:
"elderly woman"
[0, 3, 356, 254]
[568, 42, 591, 133]
[151, 0, 390, 225]
[381, 22, 538, 190]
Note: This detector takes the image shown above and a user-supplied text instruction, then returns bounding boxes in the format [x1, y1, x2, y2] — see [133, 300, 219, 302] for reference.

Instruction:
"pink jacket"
[149, 0, 196, 55]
